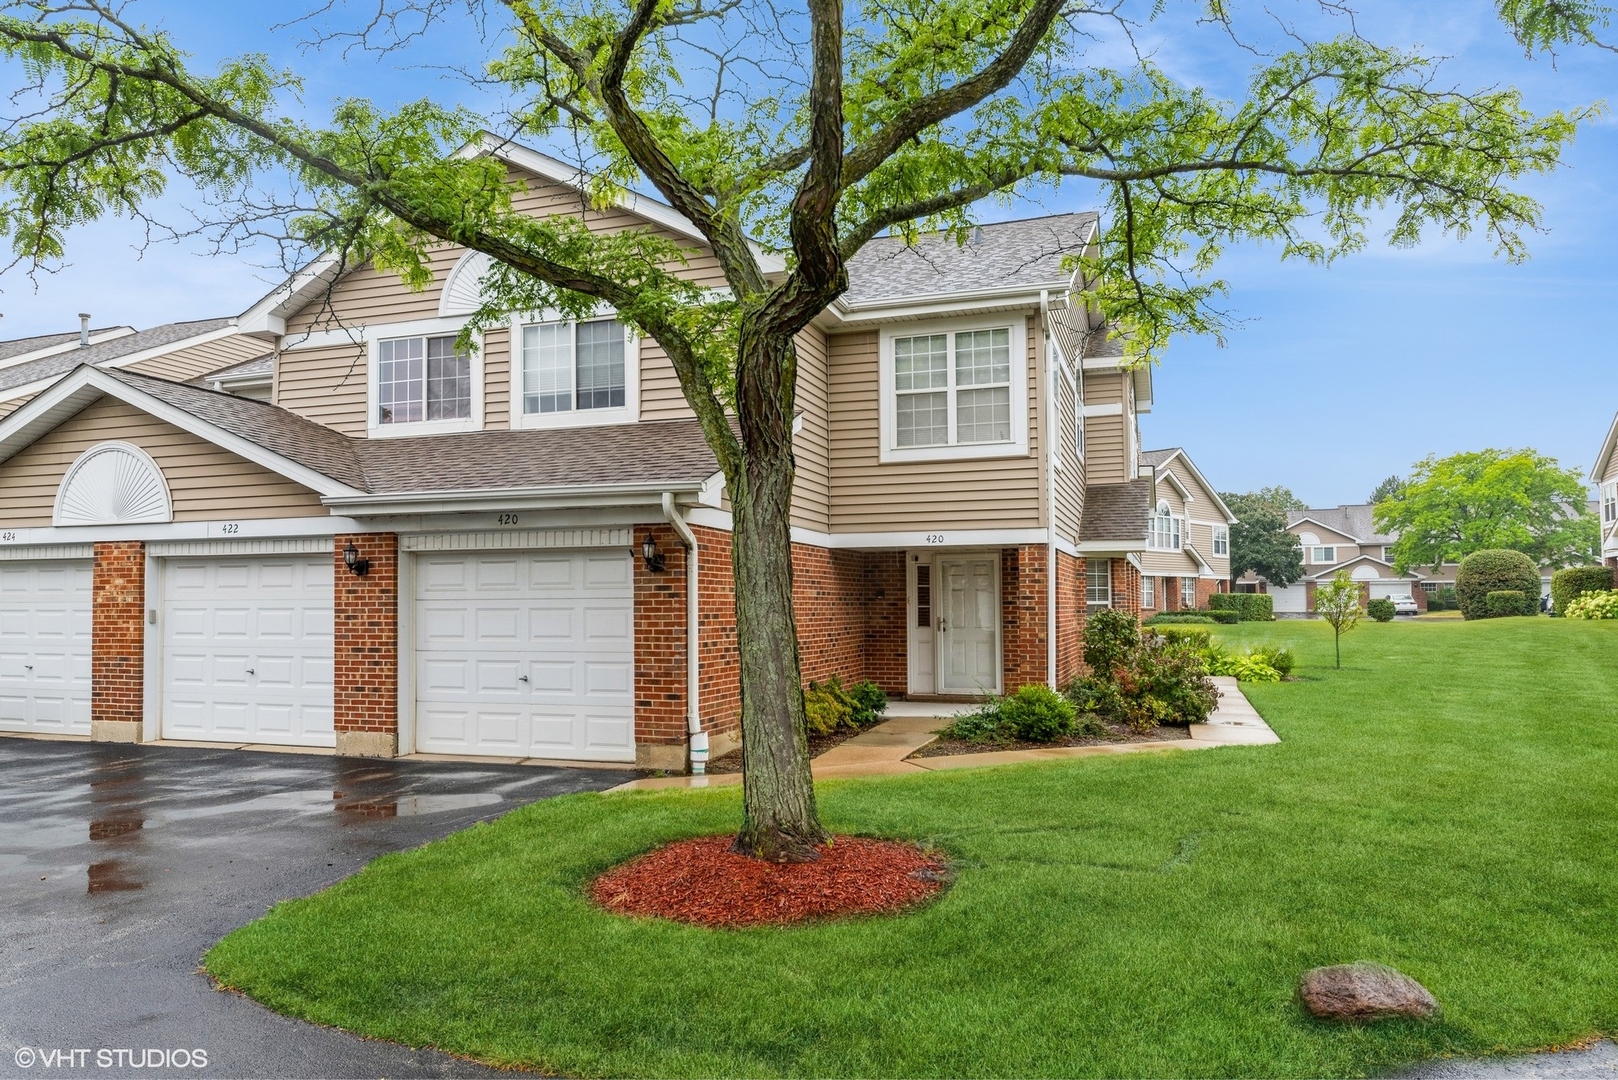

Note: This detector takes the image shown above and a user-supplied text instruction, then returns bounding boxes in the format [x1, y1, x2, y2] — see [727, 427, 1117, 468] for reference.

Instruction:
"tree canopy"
[1221, 491, 1305, 588]
[1368, 475, 1407, 504]
[1375, 449, 1596, 572]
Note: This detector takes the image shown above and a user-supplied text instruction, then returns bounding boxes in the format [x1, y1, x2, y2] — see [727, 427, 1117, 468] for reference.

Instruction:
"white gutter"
[1041, 289, 1058, 690]
[323, 479, 707, 516]
[661, 492, 706, 774]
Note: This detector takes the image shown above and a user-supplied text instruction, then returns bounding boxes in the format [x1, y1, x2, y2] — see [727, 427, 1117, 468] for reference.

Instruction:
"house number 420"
[925, 534, 945, 544]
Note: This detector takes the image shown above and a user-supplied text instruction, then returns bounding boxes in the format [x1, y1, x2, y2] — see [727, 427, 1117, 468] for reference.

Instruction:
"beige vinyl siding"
[483, 327, 511, 431]
[275, 340, 369, 436]
[1139, 550, 1202, 576]
[636, 338, 692, 423]
[1605, 454, 1618, 485]
[1054, 367, 1082, 544]
[1291, 521, 1356, 547]
[1081, 371, 1128, 484]
[0, 397, 325, 527]
[1159, 456, 1231, 578]
[0, 396, 26, 420]
[1185, 519, 1230, 579]
[125, 334, 268, 383]
[791, 324, 831, 531]
[825, 321, 1043, 532]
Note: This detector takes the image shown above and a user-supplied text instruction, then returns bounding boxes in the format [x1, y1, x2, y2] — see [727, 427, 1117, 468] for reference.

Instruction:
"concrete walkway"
[607, 680, 1276, 792]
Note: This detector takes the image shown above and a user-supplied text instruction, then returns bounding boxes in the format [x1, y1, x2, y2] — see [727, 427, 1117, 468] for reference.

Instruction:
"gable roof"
[842, 213, 1097, 306]
[1308, 553, 1422, 581]
[0, 318, 237, 398]
[1140, 447, 1237, 523]
[1287, 504, 1398, 546]
[1080, 478, 1154, 545]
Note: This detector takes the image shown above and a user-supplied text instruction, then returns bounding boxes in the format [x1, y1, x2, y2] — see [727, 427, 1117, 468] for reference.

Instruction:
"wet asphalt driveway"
[0, 737, 625, 1078]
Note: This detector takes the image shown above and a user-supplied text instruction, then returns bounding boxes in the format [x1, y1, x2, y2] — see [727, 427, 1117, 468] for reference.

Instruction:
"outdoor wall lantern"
[343, 542, 371, 578]
[642, 533, 666, 573]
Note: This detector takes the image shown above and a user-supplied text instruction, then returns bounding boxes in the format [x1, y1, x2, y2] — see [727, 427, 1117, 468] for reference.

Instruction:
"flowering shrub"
[1067, 613, 1218, 732]
[1565, 591, 1618, 620]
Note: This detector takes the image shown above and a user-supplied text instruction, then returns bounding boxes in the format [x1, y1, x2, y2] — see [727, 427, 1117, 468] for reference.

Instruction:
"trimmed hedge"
[1207, 593, 1276, 621]
[1551, 565, 1613, 617]
[1456, 549, 1541, 620]
[1485, 590, 1535, 618]
[1200, 609, 1241, 624]
[1144, 613, 1217, 625]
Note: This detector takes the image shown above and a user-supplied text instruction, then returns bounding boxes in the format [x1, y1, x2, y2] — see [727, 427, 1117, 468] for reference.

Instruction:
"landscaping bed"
[911, 718, 1190, 758]
[702, 724, 863, 774]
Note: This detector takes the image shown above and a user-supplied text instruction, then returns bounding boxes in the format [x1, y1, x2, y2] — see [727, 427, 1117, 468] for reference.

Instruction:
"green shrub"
[1069, 634, 1217, 731]
[1248, 644, 1295, 677]
[1150, 625, 1213, 649]
[1551, 565, 1613, 616]
[998, 684, 1079, 742]
[1143, 613, 1216, 625]
[1485, 589, 1535, 618]
[847, 679, 888, 726]
[1366, 597, 1396, 622]
[804, 681, 853, 735]
[1207, 593, 1275, 621]
[1456, 549, 1541, 620]
[1566, 591, 1618, 619]
[1199, 609, 1241, 624]
[1228, 655, 1282, 682]
[937, 699, 1008, 744]
[1423, 589, 1447, 611]
[1083, 608, 1140, 678]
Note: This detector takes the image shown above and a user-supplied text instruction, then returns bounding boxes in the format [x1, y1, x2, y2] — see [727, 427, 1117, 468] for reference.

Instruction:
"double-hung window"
[377, 334, 472, 427]
[882, 319, 1027, 462]
[1149, 503, 1183, 550]
[519, 317, 627, 420]
[1604, 482, 1617, 524]
[1142, 575, 1155, 608]
[1181, 577, 1197, 608]
[1086, 559, 1112, 608]
[1310, 545, 1336, 565]
[1212, 526, 1229, 556]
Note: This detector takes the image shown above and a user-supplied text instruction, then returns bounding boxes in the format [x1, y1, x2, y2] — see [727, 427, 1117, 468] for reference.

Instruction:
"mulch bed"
[702, 726, 866, 775]
[588, 834, 950, 927]
[911, 720, 1192, 758]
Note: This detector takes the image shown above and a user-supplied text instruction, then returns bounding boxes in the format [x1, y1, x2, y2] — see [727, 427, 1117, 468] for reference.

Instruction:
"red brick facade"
[333, 533, 398, 754]
[633, 523, 690, 750]
[1055, 550, 1085, 685]
[694, 524, 742, 747]
[1110, 558, 1143, 616]
[91, 541, 145, 737]
[1000, 545, 1049, 690]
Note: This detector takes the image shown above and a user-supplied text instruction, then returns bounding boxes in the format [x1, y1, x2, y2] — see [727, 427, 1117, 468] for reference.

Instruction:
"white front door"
[161, 556, 335, 746]
[413, 550, 635, 761]
[906, 556, 936, 695]
[0, 560, 92, 735]
[937, 556, 1000, 694]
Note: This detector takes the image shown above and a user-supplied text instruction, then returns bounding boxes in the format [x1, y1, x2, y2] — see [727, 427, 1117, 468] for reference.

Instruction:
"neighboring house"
[1593, 413, 1618, 567]
[1238, 503, 1456, 612]
[1133, 448, 1236, 614]
[0, 133, 1208, 772]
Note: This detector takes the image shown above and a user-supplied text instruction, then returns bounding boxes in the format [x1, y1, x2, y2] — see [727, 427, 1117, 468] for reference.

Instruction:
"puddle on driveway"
[86, 860, 143, 893]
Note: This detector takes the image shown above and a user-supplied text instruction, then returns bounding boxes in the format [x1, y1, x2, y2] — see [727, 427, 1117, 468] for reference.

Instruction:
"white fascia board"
[0, 327, 137, 376]
[1158, 467, 1193, 503]
[1167, 450, 1238, 523]
[682, 506, 1052, 549]
[323, 480, 708, 517]
[237, 252, 344, 337]
[209, 369, 273, 390]
[1594, 411, 1618, 481]
[1182, 541, 1213, 575]
[0, 366, 361, 499]
[823, 287, 1057, 326]
[1315, 554, 1415, 578]
[1074, 539, 1148, 554]
[1289, 515, 1361, 543]
[470, 133, 788, 274]
[1081, 402, 1123, 418]
[0, 515, 368, 548]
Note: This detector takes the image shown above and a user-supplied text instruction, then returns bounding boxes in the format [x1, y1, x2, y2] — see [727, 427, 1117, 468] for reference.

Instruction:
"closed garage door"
[1270, 583, 1309, 613]
[1368, 581, 1409, 600]
[161, 556, 334, 746]
[0, 560, 92, 735]
[415, 550, 634, 761]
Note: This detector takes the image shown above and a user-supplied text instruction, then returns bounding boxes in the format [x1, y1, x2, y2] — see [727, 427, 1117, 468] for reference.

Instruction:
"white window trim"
[1603, 481, 1617, 524]
[1086, 557, 1112, 608]
[877, 315, 1030, 464]
[1181, 576, 1197, 608]
[1212, 525, 1229, 556]
[508, 312, 641, 431]
[1142, 574, 1155, 608]
[1310, 545, 1336, 564]
[366, 315, 485, 439]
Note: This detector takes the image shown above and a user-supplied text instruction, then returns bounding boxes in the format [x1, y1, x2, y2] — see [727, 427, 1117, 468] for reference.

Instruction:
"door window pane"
[522, 323, 573, 414]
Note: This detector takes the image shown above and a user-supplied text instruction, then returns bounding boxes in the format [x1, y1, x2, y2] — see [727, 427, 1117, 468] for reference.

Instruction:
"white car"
[1390, 593, 1420, 616]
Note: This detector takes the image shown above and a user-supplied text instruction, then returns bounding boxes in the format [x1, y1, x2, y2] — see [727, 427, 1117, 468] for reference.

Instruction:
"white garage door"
[415, 550, 635, 761]
[1270, 583, 1309, 613]
[0, 560, 92, 735]
[161, 556, 334, 746]
[1368, 581, 1408, 600]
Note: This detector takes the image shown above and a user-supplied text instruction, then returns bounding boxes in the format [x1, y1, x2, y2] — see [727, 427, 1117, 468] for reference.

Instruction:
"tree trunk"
[729, 330, 826, 862]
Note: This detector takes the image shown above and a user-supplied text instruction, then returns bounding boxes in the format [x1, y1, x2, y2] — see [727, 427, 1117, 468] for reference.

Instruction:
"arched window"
[1149, 501, 1182, 550]
[54, 442, 172, 526]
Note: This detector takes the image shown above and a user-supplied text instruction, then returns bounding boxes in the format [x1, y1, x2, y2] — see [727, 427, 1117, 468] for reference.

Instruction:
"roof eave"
[322, 479, 710, 516]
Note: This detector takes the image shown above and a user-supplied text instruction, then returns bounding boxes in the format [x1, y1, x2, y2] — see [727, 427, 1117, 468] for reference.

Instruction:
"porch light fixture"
[642, 533, 666, 573]
[343, 542, 371, 577]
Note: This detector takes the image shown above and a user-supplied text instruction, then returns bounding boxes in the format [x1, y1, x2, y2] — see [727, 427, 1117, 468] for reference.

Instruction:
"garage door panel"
[415, 550, 634, 761]
[161, 555, 335, 748]
[0, 560, 92, 736]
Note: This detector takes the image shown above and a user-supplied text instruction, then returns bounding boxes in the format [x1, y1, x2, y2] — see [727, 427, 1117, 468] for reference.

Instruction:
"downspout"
[661, 492, 706, 773]
[1041, 289, 1059, 690]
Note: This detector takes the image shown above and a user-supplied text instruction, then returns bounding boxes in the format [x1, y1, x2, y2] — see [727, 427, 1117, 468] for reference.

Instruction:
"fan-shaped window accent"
[439, 250, 494, 317]
[54, 442, 173, 526]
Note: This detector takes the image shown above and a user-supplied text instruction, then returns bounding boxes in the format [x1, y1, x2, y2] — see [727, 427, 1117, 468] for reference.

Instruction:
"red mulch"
[589, 834, 950, 928]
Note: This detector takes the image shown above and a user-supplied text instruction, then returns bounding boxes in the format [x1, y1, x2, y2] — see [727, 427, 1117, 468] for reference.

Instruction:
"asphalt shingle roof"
[196, 353, 273, 383]
[1287, 504, 1398, 546]
[1080, 478, 1155, 544]
[0, 318, 233, 394]
[843, 213, 1097, 304]
[1139, 448, 1179, 468]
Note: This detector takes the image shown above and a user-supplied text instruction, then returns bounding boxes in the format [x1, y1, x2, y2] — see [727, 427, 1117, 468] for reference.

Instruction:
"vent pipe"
[78, 313, 90, 348]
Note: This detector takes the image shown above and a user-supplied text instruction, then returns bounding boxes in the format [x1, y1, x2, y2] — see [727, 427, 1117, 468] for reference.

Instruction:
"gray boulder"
[1299, 962, 1440, 1023]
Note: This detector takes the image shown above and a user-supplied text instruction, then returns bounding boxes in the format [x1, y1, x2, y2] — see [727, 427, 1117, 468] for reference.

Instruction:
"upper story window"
[879, 317, 1028, 463]
[1148, 501, 1183, 550]
[369, 321, 483, 438]
[1212, 525, 1229, 556]
[511, 315, 638, 429]
[1310, 545, 1336, 564]
[1086, 559, 1112, 607]
[1603, 482, 1617, 524]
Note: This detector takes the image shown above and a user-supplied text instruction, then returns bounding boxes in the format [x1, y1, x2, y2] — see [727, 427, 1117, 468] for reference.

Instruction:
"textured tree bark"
[728, 329, 826, 863]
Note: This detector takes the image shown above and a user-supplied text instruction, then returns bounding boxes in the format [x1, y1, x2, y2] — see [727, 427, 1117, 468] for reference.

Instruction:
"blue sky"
[0, 1, 1613, 507]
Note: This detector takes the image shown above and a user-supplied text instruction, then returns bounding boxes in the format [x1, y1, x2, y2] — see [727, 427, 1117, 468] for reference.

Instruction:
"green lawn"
[206, 618, 1618, 1078]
